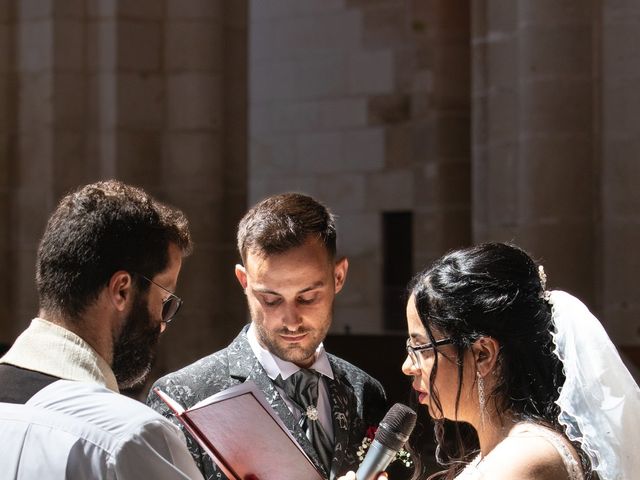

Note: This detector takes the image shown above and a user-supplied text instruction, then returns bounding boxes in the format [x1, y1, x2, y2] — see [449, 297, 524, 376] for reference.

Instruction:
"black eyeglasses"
[137, 274, 183, 326]
[406, 337, 454, 369]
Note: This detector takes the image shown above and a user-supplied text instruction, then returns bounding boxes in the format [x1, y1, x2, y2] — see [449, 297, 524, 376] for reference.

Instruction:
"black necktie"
[274, 369, 334, 473]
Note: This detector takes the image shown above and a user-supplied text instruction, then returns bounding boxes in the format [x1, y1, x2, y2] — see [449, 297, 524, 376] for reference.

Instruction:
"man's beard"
[112, 292, 161, 390]
[251, 305, 332, 367]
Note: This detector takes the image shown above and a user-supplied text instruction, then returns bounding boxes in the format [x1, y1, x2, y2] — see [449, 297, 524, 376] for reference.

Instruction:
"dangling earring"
[477, 371, 486, 428]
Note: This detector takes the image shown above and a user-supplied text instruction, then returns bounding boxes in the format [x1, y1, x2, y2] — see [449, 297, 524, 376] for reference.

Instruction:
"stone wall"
[0, 0, 249, 374]
[249, 0, 471, 334]
[249, 0, 640, 358]
[2, 0, 639, 371]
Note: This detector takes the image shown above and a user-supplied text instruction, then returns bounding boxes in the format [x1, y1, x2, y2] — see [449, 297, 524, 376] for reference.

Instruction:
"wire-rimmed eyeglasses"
[406, 337, 454, 369]
[137, 274, 183, 326]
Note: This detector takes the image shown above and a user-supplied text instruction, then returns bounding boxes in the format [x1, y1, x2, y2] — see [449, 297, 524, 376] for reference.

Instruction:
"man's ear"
[472, 336, 500, 377]
[108, 271, 133, 312]
[235, 264, 248, 290]
[333, 257, 348, 293]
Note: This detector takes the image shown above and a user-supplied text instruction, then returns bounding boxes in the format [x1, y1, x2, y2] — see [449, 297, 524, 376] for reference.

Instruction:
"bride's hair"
[407, 242, 594, 479]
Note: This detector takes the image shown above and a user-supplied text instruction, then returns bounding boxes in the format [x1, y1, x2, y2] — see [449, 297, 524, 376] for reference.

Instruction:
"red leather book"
[154, 381, 324, 480]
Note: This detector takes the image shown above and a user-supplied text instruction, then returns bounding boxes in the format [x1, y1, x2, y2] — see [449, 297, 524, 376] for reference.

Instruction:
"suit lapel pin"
[306, 405, 319, 421]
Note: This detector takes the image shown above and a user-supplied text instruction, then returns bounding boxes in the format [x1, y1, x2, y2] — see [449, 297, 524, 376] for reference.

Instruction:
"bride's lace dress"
[454, 424, 584, 480]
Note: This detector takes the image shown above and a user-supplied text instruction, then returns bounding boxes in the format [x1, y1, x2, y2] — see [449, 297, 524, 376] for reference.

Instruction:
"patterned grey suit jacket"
[147, 327, 387, 480]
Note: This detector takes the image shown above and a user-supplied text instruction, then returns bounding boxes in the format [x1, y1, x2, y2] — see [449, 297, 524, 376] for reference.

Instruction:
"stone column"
[90, 0, 248, 371]
[472, 0, 598, 304]
[0, 0, 17, 343]
[12, 0, 91, 334]
[159, 0, 248, 371]
[412, 0, 472, 269]
[601, 0, 640, 357]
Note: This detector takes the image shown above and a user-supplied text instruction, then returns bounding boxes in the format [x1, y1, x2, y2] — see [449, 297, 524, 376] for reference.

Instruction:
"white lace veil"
[549, 290, 640, 480]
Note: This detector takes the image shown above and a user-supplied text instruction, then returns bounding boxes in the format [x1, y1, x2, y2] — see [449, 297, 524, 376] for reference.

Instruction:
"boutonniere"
[356, 426, 413, 468]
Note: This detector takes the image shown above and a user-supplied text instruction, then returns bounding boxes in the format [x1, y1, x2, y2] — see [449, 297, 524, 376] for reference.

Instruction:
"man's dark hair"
[36, 180, 192, 319]
[236, 192, 336, 263]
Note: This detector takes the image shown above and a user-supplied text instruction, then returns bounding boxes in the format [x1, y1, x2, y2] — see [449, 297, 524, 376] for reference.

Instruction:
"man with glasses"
[148, 193, 389, 480]
[0, 180, 203, 479]
[137, 273, 184, 332]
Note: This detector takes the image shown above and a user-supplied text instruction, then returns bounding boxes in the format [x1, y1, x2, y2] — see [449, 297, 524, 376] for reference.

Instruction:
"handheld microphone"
[355, 403, 417, 480]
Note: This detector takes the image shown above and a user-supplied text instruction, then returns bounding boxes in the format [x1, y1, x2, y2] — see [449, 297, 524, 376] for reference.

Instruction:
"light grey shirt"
[0, 318, 203, 480]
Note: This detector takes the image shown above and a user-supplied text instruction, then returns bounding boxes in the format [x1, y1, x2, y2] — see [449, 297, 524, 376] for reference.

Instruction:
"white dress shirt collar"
[246, 323, 334, 381]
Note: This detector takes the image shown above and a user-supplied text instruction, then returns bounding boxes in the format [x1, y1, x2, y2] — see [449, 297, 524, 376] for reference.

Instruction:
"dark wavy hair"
[36, 180, 192, 319]
[236, 192, 336, 262]
[407, 243, 594, 479]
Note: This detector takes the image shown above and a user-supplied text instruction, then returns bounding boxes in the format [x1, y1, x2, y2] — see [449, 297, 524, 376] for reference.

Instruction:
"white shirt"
[0, 318, 204, 480]
[246, 323, 335, 440]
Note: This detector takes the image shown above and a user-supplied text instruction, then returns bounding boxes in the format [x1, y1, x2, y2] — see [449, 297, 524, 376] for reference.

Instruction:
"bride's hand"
[337, 472, 388, 480]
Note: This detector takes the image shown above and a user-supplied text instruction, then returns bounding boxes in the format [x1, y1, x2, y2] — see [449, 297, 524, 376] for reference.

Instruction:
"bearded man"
[0, 180, 202, 479]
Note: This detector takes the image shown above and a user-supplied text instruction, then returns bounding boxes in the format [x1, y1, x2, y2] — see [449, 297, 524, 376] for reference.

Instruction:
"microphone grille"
[374, 403, 417, 451]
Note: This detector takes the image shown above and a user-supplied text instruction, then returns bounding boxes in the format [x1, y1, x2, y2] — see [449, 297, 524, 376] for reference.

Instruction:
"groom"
[147, 192, 387, 480]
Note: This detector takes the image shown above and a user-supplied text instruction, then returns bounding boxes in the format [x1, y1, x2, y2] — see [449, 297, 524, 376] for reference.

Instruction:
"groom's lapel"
[326, 361, 359, 479]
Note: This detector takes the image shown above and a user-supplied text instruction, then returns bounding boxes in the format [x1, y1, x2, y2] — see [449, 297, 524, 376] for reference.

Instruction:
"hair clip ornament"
[538, 265, 551, 302]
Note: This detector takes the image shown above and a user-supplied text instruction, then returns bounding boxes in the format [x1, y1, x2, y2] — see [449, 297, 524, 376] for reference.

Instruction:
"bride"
[341, 243, 639, 480]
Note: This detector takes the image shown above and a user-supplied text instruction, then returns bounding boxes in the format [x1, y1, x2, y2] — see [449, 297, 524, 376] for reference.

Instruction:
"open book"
[153, 381, 324, 480]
